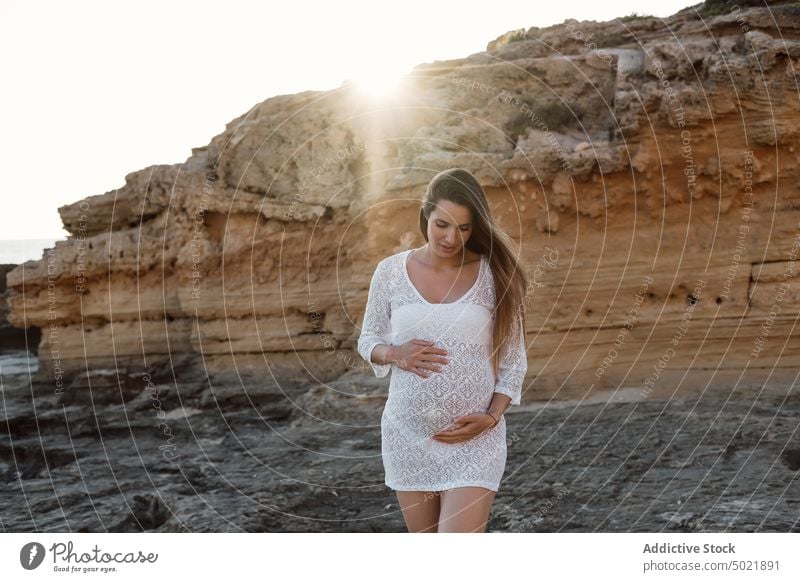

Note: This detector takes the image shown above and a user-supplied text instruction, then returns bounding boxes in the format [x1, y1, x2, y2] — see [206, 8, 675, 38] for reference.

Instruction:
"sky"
[0, 0, 696, 244]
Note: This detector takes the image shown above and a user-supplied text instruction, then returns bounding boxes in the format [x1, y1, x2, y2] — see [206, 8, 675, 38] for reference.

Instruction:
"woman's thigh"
[395, 490, 442, 533]
[438, 486, 496, 533]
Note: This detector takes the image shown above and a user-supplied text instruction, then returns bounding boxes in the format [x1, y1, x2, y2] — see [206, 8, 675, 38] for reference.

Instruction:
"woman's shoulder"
[387, 248, 411, 261]
[372, 249, 408, 277]
[380, 249, 409, 266]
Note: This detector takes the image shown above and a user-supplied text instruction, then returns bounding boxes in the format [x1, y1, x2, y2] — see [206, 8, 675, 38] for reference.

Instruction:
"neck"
[421, 242, 466, 269]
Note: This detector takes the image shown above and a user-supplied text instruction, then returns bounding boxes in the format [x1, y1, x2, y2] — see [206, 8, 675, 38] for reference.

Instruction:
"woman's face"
[427, 199, 473, 256]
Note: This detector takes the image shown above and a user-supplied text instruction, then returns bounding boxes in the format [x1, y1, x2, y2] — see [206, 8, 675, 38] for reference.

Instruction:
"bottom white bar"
[1, 533, 797, 581]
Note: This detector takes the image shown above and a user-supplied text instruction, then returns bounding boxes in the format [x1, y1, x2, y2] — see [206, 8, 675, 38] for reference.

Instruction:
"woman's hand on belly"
[431, 412, 496, 443]
[393, 339, 449, 378]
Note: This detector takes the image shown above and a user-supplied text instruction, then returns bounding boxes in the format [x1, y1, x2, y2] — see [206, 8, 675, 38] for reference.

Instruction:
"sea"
[1, 239, 64, 372]
[0, 350, 39, 378]
[0, 237, 66, 265]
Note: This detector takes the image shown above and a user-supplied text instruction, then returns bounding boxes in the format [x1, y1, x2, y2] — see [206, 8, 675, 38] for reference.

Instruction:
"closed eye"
[436, 221, 470, 231]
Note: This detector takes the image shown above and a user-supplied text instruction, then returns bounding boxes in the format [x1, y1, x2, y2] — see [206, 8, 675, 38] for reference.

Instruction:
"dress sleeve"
[493, 314, 528, 406]
[356, 259, 393, 378]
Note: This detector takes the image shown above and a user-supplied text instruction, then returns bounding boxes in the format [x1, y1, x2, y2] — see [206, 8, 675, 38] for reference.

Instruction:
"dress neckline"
[402, 248, 485, 306]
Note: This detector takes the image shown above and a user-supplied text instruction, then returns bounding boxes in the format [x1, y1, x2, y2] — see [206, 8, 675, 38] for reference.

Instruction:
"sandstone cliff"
[6, 1, 800, 403]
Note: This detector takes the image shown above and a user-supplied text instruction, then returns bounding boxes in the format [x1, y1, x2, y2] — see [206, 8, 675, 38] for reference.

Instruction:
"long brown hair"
[418, 168, 527, 378]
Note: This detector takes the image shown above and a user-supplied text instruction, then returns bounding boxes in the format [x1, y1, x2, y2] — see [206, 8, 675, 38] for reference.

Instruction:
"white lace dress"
[357, 248, 528, 492]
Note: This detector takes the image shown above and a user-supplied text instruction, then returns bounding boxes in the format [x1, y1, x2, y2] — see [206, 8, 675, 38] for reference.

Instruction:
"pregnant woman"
[357, 167, 529, 533]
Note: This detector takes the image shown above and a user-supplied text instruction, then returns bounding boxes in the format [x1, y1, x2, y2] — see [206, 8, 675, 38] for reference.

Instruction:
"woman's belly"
[386, 340, 495, 438]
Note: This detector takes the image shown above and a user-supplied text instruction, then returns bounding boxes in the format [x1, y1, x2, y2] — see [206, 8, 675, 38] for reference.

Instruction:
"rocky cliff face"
[6, 2, 800, 401]
[0, 264, 40, 351]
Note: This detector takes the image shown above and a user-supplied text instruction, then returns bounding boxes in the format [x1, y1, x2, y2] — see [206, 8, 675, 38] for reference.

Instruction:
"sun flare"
[353, 70, 407, 99]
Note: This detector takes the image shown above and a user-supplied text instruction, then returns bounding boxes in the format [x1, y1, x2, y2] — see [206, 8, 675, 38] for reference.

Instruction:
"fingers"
[410, 362, 441, 377]
[418, 350, 449, 368]
[411, 339, 449, 357]
[409, 359, 447, 376]
[426, 354, 449, 366]
[434, 425, 470, 438]
[441, 427, 469, 437]
[420, 361, 445, 373]
[432, 416, 492, 441]
[404, 340, 450, 377]
[432, 432, 470, 443]
[433, 430, 479, 442]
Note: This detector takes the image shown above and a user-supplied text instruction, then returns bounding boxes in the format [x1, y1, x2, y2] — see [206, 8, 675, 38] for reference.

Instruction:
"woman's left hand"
[432, 413, 496, 443]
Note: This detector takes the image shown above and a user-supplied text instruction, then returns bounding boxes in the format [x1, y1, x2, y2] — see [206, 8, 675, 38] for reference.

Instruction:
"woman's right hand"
[392, 339, 449, 378]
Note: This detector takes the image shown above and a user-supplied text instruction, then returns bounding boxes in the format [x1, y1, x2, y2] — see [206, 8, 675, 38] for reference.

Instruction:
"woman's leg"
[395, 490, 442, 533]
[437, 486, 496, 533]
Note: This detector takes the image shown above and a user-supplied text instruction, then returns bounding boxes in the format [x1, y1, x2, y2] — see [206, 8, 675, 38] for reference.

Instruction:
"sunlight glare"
[353, 69, 407, 99]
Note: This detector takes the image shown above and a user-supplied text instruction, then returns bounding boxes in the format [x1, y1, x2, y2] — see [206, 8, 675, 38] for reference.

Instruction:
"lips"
[440, 244, 455, 251]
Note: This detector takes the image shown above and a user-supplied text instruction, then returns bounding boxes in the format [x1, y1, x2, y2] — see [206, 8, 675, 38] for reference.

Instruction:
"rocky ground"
[2, 352, 798, 533]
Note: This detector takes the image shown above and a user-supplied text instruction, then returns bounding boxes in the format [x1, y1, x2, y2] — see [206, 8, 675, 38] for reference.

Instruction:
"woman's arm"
[356, 259, 395, 378]
[369, 344, 398, 367]
[486, 393, 511, 426]
[491, 314, 528, 415]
